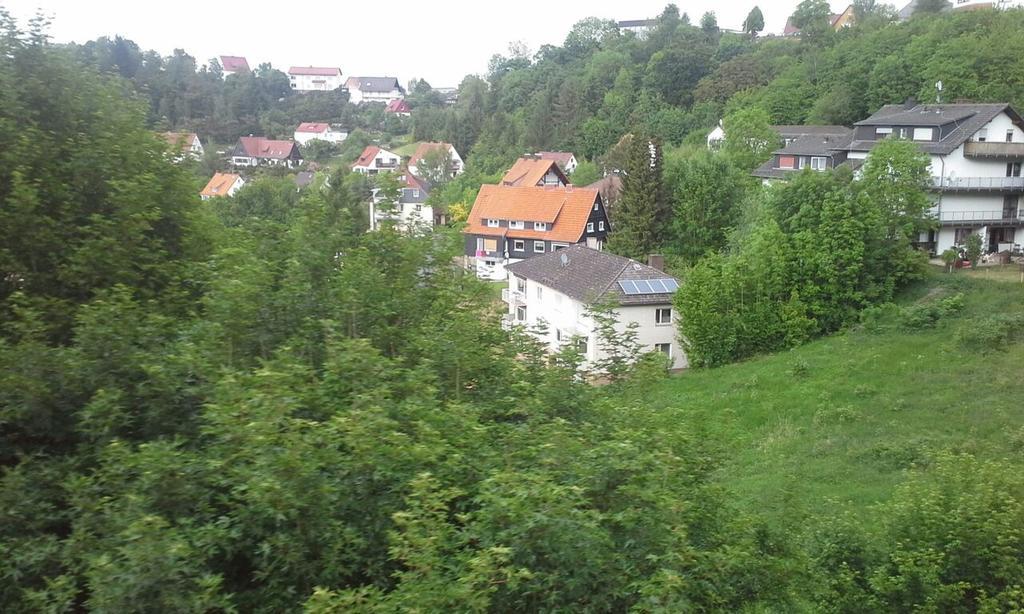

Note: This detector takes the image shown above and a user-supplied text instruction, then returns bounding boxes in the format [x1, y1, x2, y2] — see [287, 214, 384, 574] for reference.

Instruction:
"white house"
[351, 145, 401, 174]
[537, 151, 578, 174]
[841, 101, 1024, 255]
[200, 172, 245, 200]
[706, 122, 725, 150]
[219, 56, 250, 77]
[369, 173, 434, 232]
[616, 19, 657, 38]
[345, 76, 405, 104]
[293, 122, 348, 146]
[231, 136, 303, 168]
[161, 132, 204, 160]
[407, 142, 465, 179]
[505, 245, 687, 371]
[288, 67, 344, 92]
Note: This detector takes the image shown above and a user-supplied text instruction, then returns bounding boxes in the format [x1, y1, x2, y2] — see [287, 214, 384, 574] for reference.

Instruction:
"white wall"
[294, 128, 347, 146]
[290, 73, 343, 92]
[508, 276, 687, 371]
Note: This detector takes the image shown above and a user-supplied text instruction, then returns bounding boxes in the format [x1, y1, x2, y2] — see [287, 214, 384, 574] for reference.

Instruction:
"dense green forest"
[2, 3, 1024, 612]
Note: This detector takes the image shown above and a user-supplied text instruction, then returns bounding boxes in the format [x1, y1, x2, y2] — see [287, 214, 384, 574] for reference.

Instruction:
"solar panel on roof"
[634, 280, 653, 293]
[617, 278, 679, 296]
[618, 280, 639, 295]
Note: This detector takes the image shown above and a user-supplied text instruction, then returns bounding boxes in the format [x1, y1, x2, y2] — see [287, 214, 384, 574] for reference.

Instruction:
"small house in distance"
[200, 172, 245, 200]
[501, 156, 570, 187]
[345, 77, 405, 104]
[288, 66, 343, 92]
[161, 132, 204, 160]
[293, 122, 348, 146]
[408, 142, 465, 179]
[231, 137, 303, 168]
[385, 99, 412, 116]
[351, 145, 401, 174]
[536, 151, 578, 174]
[219, 55, 250, 77]
[505, 245, 686, 370]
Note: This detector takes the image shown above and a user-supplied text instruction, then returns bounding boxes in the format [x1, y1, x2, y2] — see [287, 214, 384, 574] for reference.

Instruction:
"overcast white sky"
[5, 1, 867, 86]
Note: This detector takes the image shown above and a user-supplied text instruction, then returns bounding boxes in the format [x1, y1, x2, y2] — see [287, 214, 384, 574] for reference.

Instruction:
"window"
[797, 157, 808, 170]
[509, 220, 525, 230]
[655, 343, 672, 358]
[593, 202, 599, 211]
[655, 308, 672, 325]
[536, 286, 543, 299]
[512, 239, 526, 251]
[1007, 163, 1021, 178]
[576, 336, 588, 354]
[533, 241, 545, 253]
[551, 243, 569, 251]
[516, 277, 526, 293]
[1008, 129, 1016, 143]
[413, 189, 420, 198]
[487, 218, 499, 227]
[913, 128, 933, 141]
[978, 128, 988, 142]
[534, 222, 547, 231]
[779, 156, 796, 169]
[516, 305, 526, 321]
[810, 157, 828, 171]
[587, 222, 595, 232]
[876, 127, 893, 137]
[954, 227, 972, 245]
[598, 221, 605, 231]
[483, 238, 497, 253]
[414, 204, 421, 212]
[543, 173, 560, 186]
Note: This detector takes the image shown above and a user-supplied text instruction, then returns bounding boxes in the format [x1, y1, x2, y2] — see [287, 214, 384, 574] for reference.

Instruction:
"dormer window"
[534, 222, 547, 231]
[811, 157, 827, 171]
[487, 219, 499, 228]
[876, 127, 893, 138]
[509, 220, 525, 230]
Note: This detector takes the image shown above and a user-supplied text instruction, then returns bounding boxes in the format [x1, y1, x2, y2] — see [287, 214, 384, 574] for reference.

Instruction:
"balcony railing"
[501, 288, 526, 305]
[934, 210, 1024, 224]
[932, 176, 1024, 192]
[964, 141, 1024, 158]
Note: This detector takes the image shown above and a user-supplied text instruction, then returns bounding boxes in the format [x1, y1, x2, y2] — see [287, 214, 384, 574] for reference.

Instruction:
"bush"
[954, 313, 1024, 353]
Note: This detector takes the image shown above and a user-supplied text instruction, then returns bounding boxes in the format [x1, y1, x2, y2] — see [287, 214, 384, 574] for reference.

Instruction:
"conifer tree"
[607, 134, 666, 259]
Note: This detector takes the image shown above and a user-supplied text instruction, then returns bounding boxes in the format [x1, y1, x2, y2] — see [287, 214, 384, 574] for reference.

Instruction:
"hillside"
[642, 267, 1024, 530]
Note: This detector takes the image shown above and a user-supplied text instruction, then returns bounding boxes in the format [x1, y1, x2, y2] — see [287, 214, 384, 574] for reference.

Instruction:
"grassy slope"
[643, 268, 1024, 531]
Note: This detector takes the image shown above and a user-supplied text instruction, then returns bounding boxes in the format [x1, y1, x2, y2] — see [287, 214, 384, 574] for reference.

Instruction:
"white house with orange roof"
[407, 142, 465, 179]
[293, 122, 348, 146]
[351, 145, 401, 174]
[200, 172, 245, 200]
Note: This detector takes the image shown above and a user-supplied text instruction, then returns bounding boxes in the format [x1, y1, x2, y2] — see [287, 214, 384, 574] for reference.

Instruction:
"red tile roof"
[386, 99, 412, 113]
[501, 157, 569, 187]
[220, 56, 250, 72]
[464, 185, 600, 243]
[537, 151, 575, 166]
[296, 122, 330, 133]
[352, 146, 382, 168]
[201, 173, 241, 198]
[161, 132, 199, 152]
[237, 136, 299, 160]
[289, 66, 341, 76]
[409, 142, 452, 167]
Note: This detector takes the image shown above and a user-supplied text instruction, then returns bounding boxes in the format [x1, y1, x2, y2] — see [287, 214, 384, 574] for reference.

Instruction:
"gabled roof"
[537, 151, 576, 166]
[586, 173, 623, 204]
[774, 131, 853, 156]
[351, 145, 400, 168]
[220, 56, 250, 72]
[346, 76, 404, 93]
[289, 66, 341, 77]
[846, 103, 1023, 155]
[617, 19, 657, 28]
[501, 157, 569, 187]
[161, 131, 199, 151]
[409, 142, 454, 167]
[772, 125, 850, 139]
[296, 122, 330, 133]
[507, 245, 678, 306]
[465, 185, 599, 243]
[294, 171, 316, 188]
[386, 99, 412, 113]
[236, 137, 300, 160]
[201, 173, 242, 198]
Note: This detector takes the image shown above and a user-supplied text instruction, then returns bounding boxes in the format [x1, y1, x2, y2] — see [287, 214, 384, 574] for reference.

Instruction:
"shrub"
[954, 313, 1024, 353]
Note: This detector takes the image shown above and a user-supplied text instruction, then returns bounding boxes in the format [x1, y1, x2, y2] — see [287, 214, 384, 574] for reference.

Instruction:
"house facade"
[345, 77, 405, 104]
[407, 142, 465, 179]
[293, 122, 348, 146]
[617, 19, 657, 38]
[369, 173, 434, 231]
[289, 67, 344, 92]
[385, 99, 412, 116]
[231, 137, 303, 168]
[463, 184, 611, 281]
[752, 128, 856, 182]
[505, 245, 686, 371]
[351, 146, 401, 174]
[537, 151, 579, 174]
[200, 173, 245, 200]
[161, 132, 204, 160]
[841, 101, 1024, 254]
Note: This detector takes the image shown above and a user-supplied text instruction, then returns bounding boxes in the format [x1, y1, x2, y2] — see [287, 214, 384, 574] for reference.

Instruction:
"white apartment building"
[288, 67, 344, 92]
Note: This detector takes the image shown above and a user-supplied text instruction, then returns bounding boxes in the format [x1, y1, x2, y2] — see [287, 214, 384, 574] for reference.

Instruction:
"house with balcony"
[841, 101, 1024, 254]
[351, 145, 401, 174]
[504, 245, 686, 371]
[752, 129, 856, 182]
[231, 137, 303, 168]
[463, 184, 611, 280]
[501, 156, 570, 187]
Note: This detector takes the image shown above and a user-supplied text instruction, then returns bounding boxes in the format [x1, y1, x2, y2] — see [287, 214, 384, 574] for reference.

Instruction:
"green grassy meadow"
[643, 267, 1024, 531]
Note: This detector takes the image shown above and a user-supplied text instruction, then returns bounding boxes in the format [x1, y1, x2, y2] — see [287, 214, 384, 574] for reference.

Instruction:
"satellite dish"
[560, 252, 569, 267]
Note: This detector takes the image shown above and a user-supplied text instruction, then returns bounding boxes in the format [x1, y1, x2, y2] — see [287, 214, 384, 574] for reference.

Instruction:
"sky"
[5, 1, 865, 86]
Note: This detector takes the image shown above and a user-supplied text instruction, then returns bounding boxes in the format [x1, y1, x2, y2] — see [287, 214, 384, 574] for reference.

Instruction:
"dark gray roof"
[351, 77, 404, 93]
[846, 103, 1022, 155]
[775, 131, 853, 156]
[772, 125, 850, 138]
[293, 171, 315, 188]
[507, 245, 678, 306]
[752, 160, 792, 180]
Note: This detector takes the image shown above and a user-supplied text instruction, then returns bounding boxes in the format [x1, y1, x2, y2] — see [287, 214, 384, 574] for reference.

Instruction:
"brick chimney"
[647, 254, 665, 271]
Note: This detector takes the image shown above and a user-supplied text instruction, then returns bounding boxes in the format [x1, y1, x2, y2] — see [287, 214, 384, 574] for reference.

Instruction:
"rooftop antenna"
[935, 80, 943, 104]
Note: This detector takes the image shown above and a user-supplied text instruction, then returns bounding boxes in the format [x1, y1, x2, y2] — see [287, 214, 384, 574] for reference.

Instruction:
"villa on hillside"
[288, 66, 343, 92]
[231, 136, 303, 167]
[345, 77, 405, 104]
[161, 131, 204, 160]
[536, 151, 579, 174]
[351, 145, 401, 174]
[407, 142, 465, 179]
[293, 122, 348, 146]
[200, 172, 245, 200]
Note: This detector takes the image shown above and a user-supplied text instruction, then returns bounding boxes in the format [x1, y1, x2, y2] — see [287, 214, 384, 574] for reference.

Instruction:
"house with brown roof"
[231, 136, 303, 168]
[505, 245, 686, 370]
[293, 122, 348, 146]
[289, 66, 343, 92]
[407, 142, 464, 179]
[463, 184, 611, 280]
[219, 56, 250, 77]
[536, 151, 578, 174]
[200, 173, 245, 200]
[351, 145, 401, 174]
[501, 156, 570, 187]
[386, 99, 412, 116]
[160, 132, 203, 160]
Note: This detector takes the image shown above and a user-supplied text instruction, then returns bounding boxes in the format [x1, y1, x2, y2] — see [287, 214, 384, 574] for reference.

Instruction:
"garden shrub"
[954, 313, 1024, 353]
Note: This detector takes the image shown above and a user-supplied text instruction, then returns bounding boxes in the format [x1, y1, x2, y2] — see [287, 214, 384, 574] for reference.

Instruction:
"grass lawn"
[639, 268, 1024, 532]
[962, 262, 1024, 283]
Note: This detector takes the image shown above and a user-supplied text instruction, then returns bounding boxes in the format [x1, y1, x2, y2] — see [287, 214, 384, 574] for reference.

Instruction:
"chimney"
[647, 254, 665, 271]
[904, 97, 918, 110]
